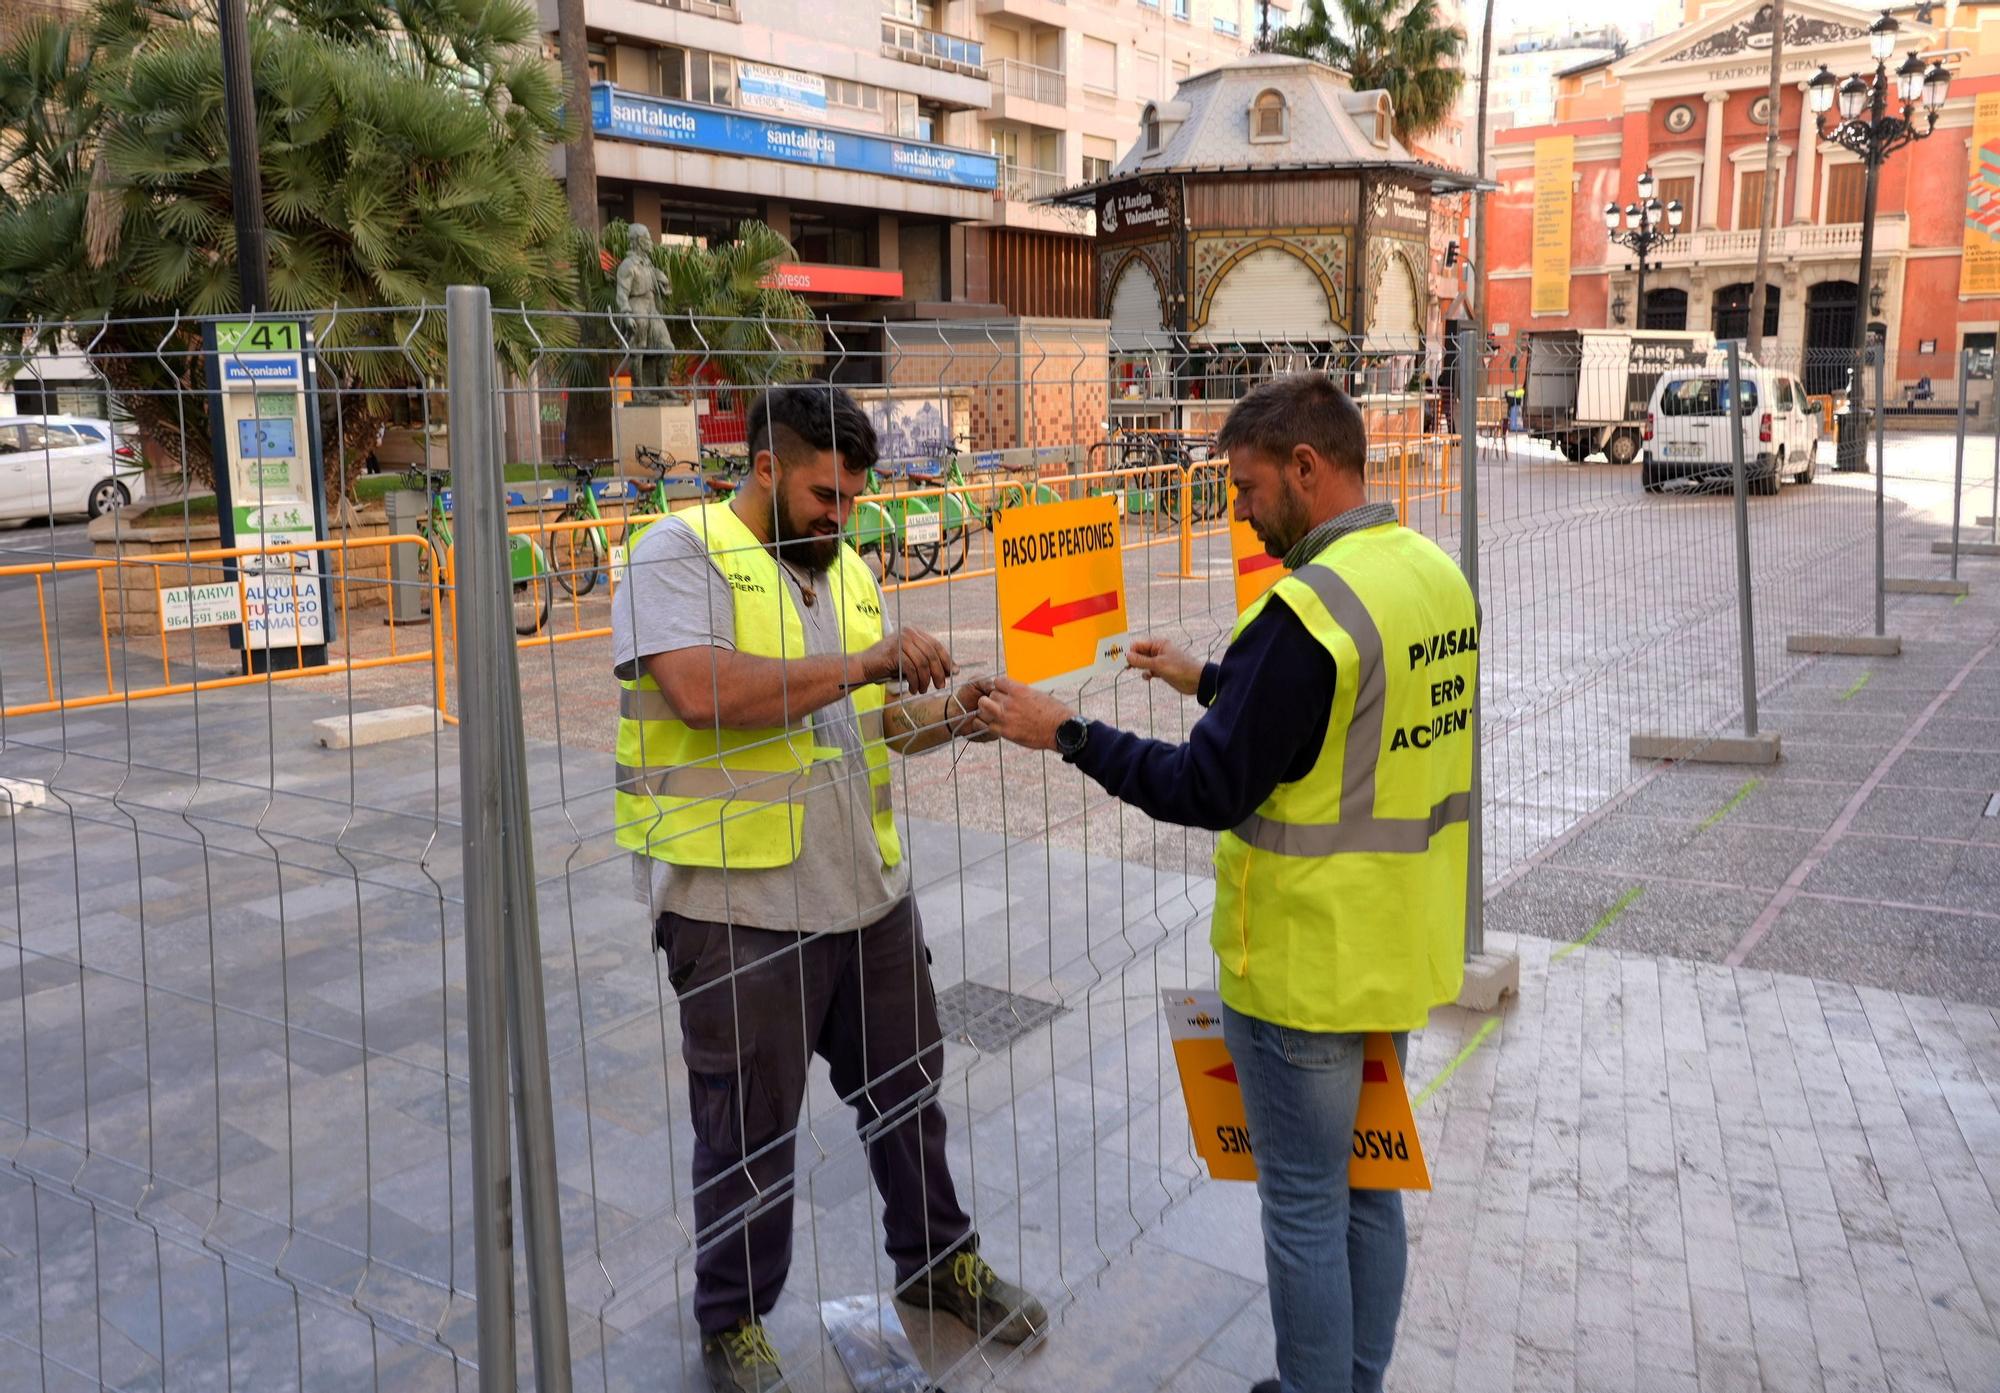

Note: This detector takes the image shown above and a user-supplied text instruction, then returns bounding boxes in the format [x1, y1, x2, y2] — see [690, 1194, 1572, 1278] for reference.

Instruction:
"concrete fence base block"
[313, 705, 441, 750]
[1930, 540, 2000, 557]
[1629, 732, 1783, 766]
[1885, 577, 1972, 597]
[1456, 951, 1521, 1012]
[1787, 633, 1903, 657]
[0, 777, 49, 816]
[1979, 516, 1996, 527]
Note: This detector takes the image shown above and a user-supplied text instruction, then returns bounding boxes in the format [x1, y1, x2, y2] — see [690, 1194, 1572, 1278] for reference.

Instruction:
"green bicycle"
[404, 466, 551, 636]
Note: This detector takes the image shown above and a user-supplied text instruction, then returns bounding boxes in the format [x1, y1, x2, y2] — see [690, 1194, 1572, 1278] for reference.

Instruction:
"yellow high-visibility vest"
[1210, 522, 1479, 1032]
[613, 501, 900, 870]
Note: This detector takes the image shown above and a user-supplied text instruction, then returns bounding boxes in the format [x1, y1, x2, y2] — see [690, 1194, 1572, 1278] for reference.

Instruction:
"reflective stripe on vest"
[1208, 522, 1478, 1034]
[1229, 562, 1472, 856]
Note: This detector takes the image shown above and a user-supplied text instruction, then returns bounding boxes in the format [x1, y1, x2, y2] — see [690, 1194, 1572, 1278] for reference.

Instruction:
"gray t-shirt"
[611, 511, 909, 933]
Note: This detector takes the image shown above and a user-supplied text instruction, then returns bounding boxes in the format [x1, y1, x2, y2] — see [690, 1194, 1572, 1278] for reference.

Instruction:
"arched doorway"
[1805, 281, 1859, 393]
[1366, 251, 1421, 348]
[1106, 259, 1167, 347]
[1712, 283, 1779, 341]
[1642, 288, 1688, 331]
[1197, 247, 1338, 343]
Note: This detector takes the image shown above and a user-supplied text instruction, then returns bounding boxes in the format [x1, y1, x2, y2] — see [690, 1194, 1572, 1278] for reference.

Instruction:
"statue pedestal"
[613, 400, 700, 473]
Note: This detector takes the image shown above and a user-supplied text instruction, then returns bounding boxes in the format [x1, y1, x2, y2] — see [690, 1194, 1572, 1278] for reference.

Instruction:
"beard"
[1253, 478, 1312, 559]
[769, 492, 842, 573]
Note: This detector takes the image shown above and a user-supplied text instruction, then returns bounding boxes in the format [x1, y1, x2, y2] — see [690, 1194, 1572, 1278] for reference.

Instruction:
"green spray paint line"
[1698, 779, 1762, 831]
[1955, 591, 1969, 607]
[1412, 1018, 1499, 1110]
[1553, 885, 1645, 963]
[1837, 670, 1872, 701]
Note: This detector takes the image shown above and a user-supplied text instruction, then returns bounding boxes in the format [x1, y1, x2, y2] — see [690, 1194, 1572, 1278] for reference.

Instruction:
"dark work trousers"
[656, 894, 974, 1334]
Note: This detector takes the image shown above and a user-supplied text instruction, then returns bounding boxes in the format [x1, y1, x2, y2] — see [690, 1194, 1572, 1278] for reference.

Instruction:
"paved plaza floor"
[3, 433, 1999, 1390]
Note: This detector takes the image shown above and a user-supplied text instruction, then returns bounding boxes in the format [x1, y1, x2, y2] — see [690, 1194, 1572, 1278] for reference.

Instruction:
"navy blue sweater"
[1069, 602, 1335, 830]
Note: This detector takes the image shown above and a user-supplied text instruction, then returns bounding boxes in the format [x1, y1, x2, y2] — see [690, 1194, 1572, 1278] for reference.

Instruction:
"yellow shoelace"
[952, 1251, 995, 1300]
[726, 1323, 780, 1367]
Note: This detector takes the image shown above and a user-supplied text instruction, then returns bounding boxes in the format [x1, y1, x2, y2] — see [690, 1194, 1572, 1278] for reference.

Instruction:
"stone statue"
[614, 224, 674, 403]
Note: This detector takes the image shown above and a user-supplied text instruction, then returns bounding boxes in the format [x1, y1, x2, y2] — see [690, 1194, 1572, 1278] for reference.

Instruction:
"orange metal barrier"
[0, 533, 450, 721]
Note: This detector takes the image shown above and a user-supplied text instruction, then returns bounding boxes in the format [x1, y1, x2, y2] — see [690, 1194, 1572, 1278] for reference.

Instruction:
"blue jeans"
[1223, 1006, 1409, 1393]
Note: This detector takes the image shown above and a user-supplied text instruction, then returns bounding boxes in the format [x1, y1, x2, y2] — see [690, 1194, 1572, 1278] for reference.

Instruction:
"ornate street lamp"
[1811, 9, 1952, 470]
[1604, 170, 1685, 330]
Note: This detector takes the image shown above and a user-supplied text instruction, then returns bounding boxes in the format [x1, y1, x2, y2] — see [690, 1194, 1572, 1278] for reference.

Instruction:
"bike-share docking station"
[201, 316, 336, 672]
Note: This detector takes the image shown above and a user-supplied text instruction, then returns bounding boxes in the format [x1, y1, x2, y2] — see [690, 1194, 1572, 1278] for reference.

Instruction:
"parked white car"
[0, 416, 145, 521]
[1641, 362, 1820, 495]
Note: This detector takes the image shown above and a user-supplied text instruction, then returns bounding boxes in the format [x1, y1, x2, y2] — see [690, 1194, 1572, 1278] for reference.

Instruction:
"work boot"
[1250, 1382, 1279, 1393]
[700, 1319, 784, 1393]
[906, 1247, 1047, 1346]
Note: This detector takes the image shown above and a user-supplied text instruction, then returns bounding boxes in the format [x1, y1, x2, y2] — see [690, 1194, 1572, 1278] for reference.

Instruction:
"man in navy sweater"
[980, 373, 1480, 1393]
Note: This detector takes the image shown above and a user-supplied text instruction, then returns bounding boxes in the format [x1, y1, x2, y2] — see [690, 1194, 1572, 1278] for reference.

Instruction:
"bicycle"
[548, 455, 619, 598]
[900, 440, 978, 577]
[403, 466, 551, 636]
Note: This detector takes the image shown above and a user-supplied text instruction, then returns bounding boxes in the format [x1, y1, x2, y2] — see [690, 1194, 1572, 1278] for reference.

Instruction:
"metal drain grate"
[934, 980, 1065, 1053]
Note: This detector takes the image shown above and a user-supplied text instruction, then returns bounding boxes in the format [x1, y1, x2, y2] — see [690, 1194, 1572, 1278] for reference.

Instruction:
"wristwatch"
[1054, 716, 1089, 760]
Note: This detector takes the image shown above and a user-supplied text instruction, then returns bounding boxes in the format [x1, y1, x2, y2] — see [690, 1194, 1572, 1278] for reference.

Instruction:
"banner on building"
[1962, 93, 2000, 298]
[1531, 136, 1575, 316]
[738, 64, 826, 120]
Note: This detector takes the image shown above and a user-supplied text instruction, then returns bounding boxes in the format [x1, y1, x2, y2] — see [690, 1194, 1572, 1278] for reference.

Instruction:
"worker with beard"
[975, 373, 1478, 1393]
[610, 385, 1045, 1392]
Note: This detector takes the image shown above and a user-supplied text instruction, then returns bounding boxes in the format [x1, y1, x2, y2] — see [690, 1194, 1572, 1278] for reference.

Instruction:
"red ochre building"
[1483, 0, 2000, 407]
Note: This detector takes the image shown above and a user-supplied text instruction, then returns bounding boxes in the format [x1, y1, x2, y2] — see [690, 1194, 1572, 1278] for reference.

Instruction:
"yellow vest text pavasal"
[1210, 522, 1479, 1033]
[613, 502, 901, 870]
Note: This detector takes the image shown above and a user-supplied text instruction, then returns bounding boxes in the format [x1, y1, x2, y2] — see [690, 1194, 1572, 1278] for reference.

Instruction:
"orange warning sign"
[1162, 990, 1430, 1189]
[994, 494, 1130, 686]
[1228, 483, 1286, 614]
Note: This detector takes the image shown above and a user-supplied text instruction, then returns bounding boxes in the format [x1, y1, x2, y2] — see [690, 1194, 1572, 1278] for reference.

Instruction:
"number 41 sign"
[203, 316, 335, 666]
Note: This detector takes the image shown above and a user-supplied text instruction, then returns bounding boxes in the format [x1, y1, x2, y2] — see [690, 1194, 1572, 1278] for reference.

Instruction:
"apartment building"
[548, 0, 1005, 314]
[957, 0, 1268, 314]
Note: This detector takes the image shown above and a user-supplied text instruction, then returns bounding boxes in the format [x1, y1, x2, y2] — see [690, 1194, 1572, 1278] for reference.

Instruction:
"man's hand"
[862, 626, 956, 694]
[946, 678, 998, 742]
[1126, 638, 1202, 696]
[976, 677, 1073, 752]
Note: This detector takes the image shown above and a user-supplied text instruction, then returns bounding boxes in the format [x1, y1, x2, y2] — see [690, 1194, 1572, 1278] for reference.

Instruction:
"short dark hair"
[746, 384, 878, 476]
[1215, 374, 1366, 477]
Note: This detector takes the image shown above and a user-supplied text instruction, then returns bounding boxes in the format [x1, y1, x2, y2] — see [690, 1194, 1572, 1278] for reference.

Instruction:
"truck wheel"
[1604, 431, 1639, 466]
[1752, 452, 1782, 496]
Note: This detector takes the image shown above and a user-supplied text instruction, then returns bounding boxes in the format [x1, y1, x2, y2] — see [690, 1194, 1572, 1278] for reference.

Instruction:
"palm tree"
[1273, 0, 1468, 144]
[0, 0, 579, 495]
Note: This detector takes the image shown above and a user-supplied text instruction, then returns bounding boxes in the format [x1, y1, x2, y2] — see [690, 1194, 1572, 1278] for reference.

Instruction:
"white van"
[1640, 360, 1820, 495]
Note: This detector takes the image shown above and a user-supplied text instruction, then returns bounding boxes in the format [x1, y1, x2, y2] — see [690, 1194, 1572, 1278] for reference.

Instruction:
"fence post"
[1453, 328, 1487, 965]
[446, 286, 521, 1393]
[446, 285, 574, 1393]
[1991, 368, 1999, 544]
[1951, 348, 1969, 581]
[1875, 343, 1888, 637]
[1726, 342, 1759, 739]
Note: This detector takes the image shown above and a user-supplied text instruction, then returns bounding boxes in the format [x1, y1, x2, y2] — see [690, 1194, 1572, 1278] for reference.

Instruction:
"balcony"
[881, 18, 985, 77]
[635, 0, 738, 17]
[985, 57, 1067, 120]
[977, 0, 1069, 21]
[1649, 216, 1909, 266]
[996, 162, 1067, 202]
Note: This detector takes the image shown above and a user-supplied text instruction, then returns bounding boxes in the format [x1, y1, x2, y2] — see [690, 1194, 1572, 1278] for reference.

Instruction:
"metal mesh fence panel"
[0, 298, 1979, 1390]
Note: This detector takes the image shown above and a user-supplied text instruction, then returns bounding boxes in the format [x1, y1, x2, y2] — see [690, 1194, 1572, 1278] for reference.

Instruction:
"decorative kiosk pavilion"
[1059, 53, 1481, 433]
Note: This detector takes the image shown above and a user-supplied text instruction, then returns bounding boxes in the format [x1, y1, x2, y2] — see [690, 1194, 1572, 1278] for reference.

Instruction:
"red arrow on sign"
[1204, 1061, 1239, 1085]
[1012, 590, 1120, 637]
[1237, 552, 1281, 577]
